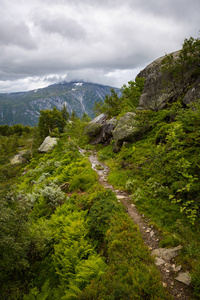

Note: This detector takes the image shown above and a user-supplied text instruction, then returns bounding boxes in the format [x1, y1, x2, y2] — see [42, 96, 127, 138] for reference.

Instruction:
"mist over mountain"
[0, 81, 122, 126]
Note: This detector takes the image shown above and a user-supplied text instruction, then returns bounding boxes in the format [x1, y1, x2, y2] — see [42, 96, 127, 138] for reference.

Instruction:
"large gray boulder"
[89, 113, 108, 124]
[182, 76, 200, 105]
[137, 51, 199, 111]
[38, 136, 58, 153]
[85, 114, 117, 145]
[86, 112, 150, 150]
[112, 112, 139, 152]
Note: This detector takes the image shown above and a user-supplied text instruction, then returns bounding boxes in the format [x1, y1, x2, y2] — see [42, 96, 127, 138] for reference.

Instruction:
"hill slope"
[0, 81, 121, 126]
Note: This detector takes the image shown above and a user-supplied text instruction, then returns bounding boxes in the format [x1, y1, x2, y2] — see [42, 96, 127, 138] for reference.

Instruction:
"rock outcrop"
[85, 114, 117, 145]
[182, 76, 200, 105]
[10, 150, 31, 165]
[137, 51, 200, 111]
[38, 136, 58, 153]
[112, 112, 139, 152]
[89, 113, 108, 125]
[86, 112, 150, 151]
[86, 48, 200, 151]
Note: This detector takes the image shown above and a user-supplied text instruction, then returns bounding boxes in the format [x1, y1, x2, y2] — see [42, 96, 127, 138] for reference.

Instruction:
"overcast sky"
[0, 0, 199, 93]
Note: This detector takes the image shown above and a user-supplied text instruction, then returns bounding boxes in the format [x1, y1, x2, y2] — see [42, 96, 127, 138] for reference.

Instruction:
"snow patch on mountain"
[74, 83, 83, 87]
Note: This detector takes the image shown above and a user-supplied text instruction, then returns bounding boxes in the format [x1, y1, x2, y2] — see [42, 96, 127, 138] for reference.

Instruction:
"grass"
[97, 119, 200, 297]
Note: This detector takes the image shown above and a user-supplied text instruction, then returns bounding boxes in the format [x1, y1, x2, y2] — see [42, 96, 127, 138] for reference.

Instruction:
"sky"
[0, 0, 199, 93]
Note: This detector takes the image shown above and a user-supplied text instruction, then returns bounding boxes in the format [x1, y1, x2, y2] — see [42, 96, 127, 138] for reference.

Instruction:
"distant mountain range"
[0, 81, 121, 126]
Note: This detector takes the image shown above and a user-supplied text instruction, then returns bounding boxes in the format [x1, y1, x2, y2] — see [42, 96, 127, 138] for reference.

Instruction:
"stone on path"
[116, 195, 127, 200]
[155, 257, 165, 266]
[151, 245, 182, 261]
[175, 272, 191, 286]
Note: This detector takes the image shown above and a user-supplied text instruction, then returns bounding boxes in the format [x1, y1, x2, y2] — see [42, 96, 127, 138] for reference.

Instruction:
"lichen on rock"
[112, 112, 139, 152]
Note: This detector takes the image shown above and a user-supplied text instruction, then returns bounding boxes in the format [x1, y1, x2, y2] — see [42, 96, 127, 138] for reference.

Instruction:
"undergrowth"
[0, 136, 169, 299]
[97, 101, 200, 297]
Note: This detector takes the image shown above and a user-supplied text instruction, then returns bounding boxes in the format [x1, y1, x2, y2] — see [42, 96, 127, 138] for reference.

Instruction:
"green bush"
[88, 189, 120, 242]
[192, 262, 200, 298]
[81, 211, 167, 299]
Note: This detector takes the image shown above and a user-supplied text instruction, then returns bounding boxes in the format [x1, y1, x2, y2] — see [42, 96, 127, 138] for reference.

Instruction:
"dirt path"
[87, 151, 195, 300]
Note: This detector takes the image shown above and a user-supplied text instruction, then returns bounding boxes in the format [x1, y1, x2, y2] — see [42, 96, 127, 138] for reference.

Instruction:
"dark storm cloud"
[0, 21, 36, 49]
[38, 17, 86, 40]
[0, 0, 199, 92]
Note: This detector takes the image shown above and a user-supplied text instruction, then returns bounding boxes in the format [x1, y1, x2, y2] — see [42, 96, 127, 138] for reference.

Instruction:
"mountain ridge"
[0, 81, 122, 126]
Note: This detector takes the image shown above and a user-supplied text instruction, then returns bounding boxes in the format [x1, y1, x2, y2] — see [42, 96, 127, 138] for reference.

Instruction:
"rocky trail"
[85, 150, 195, 300]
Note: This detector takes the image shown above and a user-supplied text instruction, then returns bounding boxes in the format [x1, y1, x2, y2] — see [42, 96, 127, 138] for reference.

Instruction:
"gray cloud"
[0, 21, 36, 49]
[38, 17, 86, 40]
[0, 0, 199, 92]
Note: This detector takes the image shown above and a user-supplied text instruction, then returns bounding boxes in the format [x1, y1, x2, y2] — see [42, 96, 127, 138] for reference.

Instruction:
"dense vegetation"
[93, 77, 145, 118]
[1, 36, 200, 299]
[96, 36, 200, 298]
[0, 129, 167, 299]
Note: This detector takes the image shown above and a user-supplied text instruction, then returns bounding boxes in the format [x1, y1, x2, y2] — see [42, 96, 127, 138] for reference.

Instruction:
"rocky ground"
[86, 150, 195, 300]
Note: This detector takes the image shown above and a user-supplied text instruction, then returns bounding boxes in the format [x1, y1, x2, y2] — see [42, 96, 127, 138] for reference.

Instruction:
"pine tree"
[61, 104, 70, 121]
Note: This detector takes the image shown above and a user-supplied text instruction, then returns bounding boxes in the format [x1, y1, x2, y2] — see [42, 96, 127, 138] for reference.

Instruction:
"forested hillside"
[0, 81, 121, 126]
[0, 36, 200, 299]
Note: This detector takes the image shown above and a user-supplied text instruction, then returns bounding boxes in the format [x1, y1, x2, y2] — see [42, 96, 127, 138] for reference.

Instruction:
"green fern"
[23, 280, 51, 300]
[23, 280, 63, 300]
[61, 280, 82, 300]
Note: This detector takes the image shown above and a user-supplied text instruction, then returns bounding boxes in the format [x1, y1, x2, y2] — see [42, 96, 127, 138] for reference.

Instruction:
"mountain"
[0, 81, 122, 126]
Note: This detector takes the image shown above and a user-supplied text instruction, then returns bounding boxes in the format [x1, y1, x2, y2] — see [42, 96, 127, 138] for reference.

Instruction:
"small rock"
[177, 293, 182, 298]
[131, 204, 135, 207]
[162, 282, 167, 288]
[175, 272, 191, 286]
[155, 257, 165, 266]
[174, 265, 182, 272]
[116, 195, 126, 199]
[150, 230, 154, 237]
